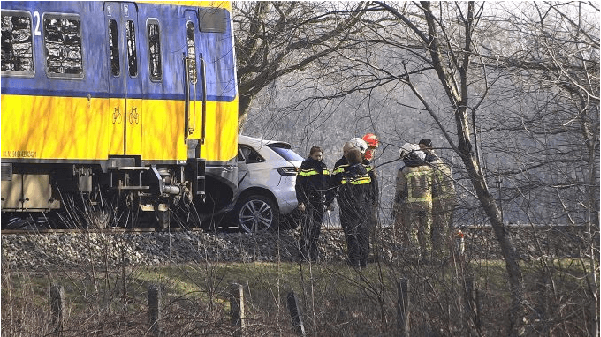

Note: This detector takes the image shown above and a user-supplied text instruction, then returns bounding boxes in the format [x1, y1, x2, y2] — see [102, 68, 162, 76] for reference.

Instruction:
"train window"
[199, 8, 226, 34]
[108, 19, 119, 77]
[186, 21, 197, 83]
[1, 11, 34, 76]
[126, 20, 137, 77]
[43, 14, 83, 78]
[147, 19, 162, 81]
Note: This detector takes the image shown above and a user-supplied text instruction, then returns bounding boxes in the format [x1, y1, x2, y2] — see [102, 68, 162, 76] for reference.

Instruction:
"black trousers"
[300, 201, 324, 261]
[340, 209, 370, 267]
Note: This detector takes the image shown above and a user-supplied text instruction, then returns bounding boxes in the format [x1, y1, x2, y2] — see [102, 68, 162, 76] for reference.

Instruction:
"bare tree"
[366, 2, 530, 334]
[485, 3, 600, 335]
[233, 2, 369, 119]
[237, 1, 598, 334]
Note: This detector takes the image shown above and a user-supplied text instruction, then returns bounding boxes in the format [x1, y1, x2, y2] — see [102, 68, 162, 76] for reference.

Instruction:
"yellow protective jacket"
[395, 164, 433, 206]
[392, 163, 433, 245]
[429, 159, 455, 207]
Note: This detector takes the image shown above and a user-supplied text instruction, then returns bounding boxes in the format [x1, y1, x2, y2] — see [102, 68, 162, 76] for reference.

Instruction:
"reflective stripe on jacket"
[341, 175, 371, 185]
[299, 168, 331, 177]
[333, 157, 378, 204]
[395, 165, 433, 204]
[295, 158, 333, 206]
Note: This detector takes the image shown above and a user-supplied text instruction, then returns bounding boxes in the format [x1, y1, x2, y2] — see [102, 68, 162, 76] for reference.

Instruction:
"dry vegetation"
[2, 232, 596, 336]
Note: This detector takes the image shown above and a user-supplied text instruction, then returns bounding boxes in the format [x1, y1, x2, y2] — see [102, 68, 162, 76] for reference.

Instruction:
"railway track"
[0, 227, 209, 235]
[1, 223, 343, 236]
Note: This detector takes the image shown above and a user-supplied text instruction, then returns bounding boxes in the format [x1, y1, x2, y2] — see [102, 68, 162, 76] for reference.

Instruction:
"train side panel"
[1, 1, 239, 221]
[2, 2, 110, 162]
[2, 95, 111, 161]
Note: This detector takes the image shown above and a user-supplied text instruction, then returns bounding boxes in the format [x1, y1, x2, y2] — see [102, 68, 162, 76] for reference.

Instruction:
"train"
[1, 1, 239, 229]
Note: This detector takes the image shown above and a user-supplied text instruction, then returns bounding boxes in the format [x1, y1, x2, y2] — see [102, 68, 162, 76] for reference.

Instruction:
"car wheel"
[234, 194, 279, 233]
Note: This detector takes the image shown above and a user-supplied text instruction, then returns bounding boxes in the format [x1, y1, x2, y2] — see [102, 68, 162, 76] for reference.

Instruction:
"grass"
[2, 258, 597, 336]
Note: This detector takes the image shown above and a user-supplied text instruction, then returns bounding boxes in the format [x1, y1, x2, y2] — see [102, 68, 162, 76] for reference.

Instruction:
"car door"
[237, 145, 251, 189]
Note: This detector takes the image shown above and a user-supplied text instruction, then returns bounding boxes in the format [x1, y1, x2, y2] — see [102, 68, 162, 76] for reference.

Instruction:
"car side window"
[239, 145, 264, 164]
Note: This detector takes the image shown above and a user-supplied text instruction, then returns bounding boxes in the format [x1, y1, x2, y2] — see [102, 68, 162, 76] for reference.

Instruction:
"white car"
[230, 135, 304, 233]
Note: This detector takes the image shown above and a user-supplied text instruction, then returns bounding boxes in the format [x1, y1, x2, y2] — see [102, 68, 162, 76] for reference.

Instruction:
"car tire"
[233, 194, 279, 233]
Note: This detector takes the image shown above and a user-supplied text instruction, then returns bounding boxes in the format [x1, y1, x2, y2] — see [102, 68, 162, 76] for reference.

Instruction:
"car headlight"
[277, 167, 298, 176]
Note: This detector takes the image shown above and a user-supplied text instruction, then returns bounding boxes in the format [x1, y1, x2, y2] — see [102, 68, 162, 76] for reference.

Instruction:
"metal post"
[148, 284, 162, 337]
[230, 283, 245, 336]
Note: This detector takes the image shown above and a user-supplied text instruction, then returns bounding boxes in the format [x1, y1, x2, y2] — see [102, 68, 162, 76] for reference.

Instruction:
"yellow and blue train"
[1, 1, 239, 228]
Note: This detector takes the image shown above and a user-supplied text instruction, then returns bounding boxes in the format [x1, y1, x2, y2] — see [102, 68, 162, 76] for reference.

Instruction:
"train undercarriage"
[1, 157, 233, 230]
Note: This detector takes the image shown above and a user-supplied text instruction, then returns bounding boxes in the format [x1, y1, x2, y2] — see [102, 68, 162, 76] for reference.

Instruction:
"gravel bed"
[1, 225, 591, 270]
[1, 229, 348, 270]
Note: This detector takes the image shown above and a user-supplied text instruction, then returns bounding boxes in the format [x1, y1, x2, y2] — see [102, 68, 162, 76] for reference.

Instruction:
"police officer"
[295, 146, 333, 262]
[393, 143, 433, 261]
[336, 148, 372, 268]
[332, 138, 368, 184]
[333, 137, 378, 208]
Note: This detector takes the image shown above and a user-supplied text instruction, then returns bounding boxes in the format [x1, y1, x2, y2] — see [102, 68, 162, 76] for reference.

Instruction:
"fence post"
[50, 284, 65, 336]
[148, 284, 162, 337]
[475, 286, 482, 333]
[287, 291, 306, 336]
[465, 276, 482, 334]
[397, 278, 410, 337]
[537, 271, 551, 336]
[230, 283, 245, 336]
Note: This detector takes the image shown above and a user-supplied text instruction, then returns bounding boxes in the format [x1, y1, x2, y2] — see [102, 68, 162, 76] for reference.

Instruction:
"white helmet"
[344, 138, 368, 154]
[399, 143, 415, 159]
[399, 143, 425, 161]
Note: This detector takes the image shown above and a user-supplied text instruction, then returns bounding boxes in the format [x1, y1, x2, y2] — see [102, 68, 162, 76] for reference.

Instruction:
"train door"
[105, 2, 142, 156]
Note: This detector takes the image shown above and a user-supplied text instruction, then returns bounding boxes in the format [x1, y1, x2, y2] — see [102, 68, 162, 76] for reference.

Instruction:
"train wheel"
[155, 209, 171, 231]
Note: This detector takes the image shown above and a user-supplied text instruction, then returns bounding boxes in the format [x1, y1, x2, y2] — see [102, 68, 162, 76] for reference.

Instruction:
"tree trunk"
[420, 2, 527, 334]
[457, 134, 527, 336]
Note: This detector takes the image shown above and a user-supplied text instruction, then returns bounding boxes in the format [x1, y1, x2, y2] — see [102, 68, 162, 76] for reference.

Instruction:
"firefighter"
[361, 133, 379, 207]
[418, 138, 438, 162]
[362, 133, 379, 162]
[336, 148, 372, 268]
[362, 133, 380, 254]
[420, 139, 456, 258]
[392, 143, 433, 260]
[295, 146, 334, 262]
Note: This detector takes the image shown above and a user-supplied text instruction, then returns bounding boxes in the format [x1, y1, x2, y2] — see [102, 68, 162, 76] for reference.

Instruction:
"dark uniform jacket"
[332, 156, 378, 205]
[336, 163, 372, 219]
[295, 158, 333, 207]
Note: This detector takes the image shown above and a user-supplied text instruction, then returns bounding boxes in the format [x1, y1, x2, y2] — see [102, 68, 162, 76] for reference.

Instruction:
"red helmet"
[362, 133, 378, 147]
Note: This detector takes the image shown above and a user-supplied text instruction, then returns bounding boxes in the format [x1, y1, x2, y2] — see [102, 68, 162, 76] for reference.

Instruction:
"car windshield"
[268, 144, 303, 162]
